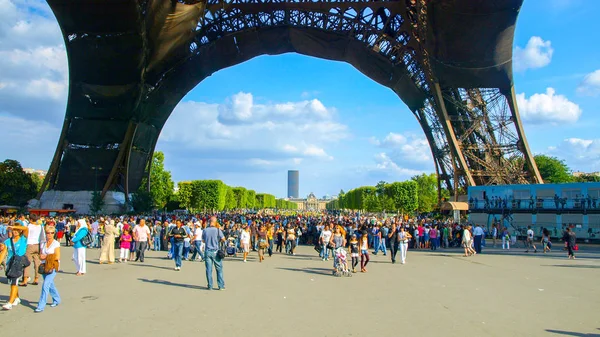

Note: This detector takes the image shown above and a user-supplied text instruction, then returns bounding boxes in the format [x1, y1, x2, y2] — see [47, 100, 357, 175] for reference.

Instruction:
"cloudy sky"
[1, 0, 599, 198]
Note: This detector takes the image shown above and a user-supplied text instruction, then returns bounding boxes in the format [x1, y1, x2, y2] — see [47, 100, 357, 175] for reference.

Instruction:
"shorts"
[8, 277, 20, 286]
[242, 243, 250, 253]
[351, 253, 359, 258]
[419, 236, 425, 244]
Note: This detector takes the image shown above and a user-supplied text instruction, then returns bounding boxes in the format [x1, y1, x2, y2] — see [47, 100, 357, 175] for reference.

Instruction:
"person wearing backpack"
[71, 219, 90, 276]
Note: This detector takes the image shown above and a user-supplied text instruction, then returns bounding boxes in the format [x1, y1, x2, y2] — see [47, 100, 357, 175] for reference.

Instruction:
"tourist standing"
[1, 225, 29, 310]
[35, 225, 61, 312]
[202, 217, 225, 290]
[257, 224, 268, 262]
[153, 221, 162, 251]
[119, 229, 132, 263]
[72, 219, 89, 276]
[319, 224, 332, 261]
[491, 224, 498, 248]
[502, 227, 510, 250]
[349, 234, 359, 272]
[99, 220, 117, 264]
[388, 223, 402, 263]
[190, 222, 204, 262]
[398, 226, 411, 264]
[169, 220, 187, 271]
[462, 225, 475, 257]
[240, 224, 250, 262]
[473, 224, 484, 254]
[430, 225, 438, 251]
[133, 219, 151, 262]
[22, 215, 45, 286]
[359, 231, 369, 273]
[562, 228, 577, 259]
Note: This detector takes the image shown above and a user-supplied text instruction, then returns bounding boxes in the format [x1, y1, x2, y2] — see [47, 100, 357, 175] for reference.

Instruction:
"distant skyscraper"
[288, 170, 299, 198]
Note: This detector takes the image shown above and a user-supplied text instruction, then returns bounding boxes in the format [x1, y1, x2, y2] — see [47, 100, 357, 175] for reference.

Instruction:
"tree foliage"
[139, 151, 174, 209]
[411, 173, 438, 212]
[0, 159, 38, 207]
[131, 190, 154, 213]
[89, 191, 105, 214]
[327, 180, 418, 213]
[534, 155, 573, 183]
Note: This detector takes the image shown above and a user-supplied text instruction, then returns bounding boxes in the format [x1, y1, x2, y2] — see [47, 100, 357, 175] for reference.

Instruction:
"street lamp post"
[91, 166, 103, 193]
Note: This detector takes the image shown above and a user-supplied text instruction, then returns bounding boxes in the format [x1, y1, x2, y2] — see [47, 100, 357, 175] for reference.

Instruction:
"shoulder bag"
[5, 239, 31, 279]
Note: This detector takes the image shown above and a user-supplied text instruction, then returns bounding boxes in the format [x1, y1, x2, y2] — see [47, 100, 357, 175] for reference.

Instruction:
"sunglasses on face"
[46, 232, 55, 234]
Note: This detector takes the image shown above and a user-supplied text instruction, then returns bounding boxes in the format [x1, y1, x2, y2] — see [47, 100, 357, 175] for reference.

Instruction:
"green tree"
[574, 174, 600, 183]
[225, 187, 236, 210]
[30, 174, 43, 193]
[89, 191, 105, 214]
[534, 155, 573, 183]
[139, 151, 174, 209]
[131, 190, 154, 213]
[411, 173, 438, 212]
[245, 190, 256, 209]
[176, 182, 194, 210]
[0, 159, 38, 207]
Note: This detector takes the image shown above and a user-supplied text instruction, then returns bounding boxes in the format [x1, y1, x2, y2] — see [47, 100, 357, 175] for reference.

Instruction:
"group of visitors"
[0, 210, 582, 312]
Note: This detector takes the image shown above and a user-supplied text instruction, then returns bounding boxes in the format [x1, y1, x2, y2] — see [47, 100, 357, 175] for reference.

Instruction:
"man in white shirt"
[133, 219, 152, 262]
[23, 214, 45, 285]
[240, 225, 251, 262]
[190, 222, 204, 261]
[525, 225, 537, 253]
[473, 224, 484, 254]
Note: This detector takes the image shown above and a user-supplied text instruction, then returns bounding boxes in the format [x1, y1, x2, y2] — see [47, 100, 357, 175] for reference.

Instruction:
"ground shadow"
[543, 264, 600, 269]
[545, 329, 600, 336]
[276, 267, 333, 276]
[138, 278, 207, 290]
[129, 263, 178, 271]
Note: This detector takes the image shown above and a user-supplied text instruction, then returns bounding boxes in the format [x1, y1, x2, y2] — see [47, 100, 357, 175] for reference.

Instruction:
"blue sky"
[1, 0, 599, 199]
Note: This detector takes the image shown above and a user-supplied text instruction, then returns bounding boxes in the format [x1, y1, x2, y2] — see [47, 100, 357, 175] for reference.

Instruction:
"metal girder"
[40, 0, 541, 204]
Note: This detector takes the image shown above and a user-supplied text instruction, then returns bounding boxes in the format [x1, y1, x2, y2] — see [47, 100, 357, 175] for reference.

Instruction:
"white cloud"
[513, 36, 553, 72]
[373, 152, 424, 176]
[546, 138, 600, 172]
[159, 92, 347, 169]
[0, 1, 67, 122]
[0, 115, 60, 170]
[516, 88, 581, 124]
[374, 132, 432, 168]
[577, 69, 600, 96]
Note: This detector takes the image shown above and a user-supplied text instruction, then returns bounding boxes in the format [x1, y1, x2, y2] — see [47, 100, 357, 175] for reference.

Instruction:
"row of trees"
[326, 174, 451, 213]
[174, 180, 296, 212]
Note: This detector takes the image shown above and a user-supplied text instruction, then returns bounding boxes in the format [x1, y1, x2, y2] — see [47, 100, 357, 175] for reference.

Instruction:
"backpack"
[80, 230, 93, 247]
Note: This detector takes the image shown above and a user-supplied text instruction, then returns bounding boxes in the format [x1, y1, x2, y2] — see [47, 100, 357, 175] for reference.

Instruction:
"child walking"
[349, 234, 359, 273]
[120, 229, 132, 263]
[359, 231, 370, 273]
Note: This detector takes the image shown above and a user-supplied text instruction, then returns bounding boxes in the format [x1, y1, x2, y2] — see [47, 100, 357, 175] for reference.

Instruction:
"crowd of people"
[0, 210, 581, 312]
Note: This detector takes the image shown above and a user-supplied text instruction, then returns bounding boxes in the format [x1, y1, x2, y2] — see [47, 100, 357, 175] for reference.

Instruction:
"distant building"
[23, 168, 47, 177]
[289, 192, 327, 211]
[573, 171, 600, 177]
[287, 170, 299, 198]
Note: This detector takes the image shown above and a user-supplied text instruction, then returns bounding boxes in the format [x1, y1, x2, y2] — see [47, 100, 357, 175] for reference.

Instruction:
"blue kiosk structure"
[467, 182, 600, 240]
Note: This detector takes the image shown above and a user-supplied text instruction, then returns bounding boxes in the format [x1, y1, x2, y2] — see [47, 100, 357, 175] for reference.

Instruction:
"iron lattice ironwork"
[39, 0, 541, 202]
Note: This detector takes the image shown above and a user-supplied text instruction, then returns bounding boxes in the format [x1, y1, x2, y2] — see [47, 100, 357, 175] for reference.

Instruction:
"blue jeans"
[191, 240, 203, 260]
[92, 234, 99, 248]
[168, 237, 175, 258]
[173, 242, 183, 267]
[372, 236, 380, 254]
[36, 270, 60, 311]
[321, 245, 329, 259]
[204, 250, 224, 289]
[375, 237, 387, 255]
[153, 236, 161, 251]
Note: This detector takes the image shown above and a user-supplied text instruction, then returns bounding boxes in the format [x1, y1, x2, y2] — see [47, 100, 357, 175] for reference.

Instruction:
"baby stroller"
[226, 237, 237, 257]
[332, 247, 352, 277]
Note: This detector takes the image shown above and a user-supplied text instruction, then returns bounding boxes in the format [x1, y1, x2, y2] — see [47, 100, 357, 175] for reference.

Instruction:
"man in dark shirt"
[202, 217, 225, 290]
[169, 220, 187, 271]
[562, 228, 577, 259]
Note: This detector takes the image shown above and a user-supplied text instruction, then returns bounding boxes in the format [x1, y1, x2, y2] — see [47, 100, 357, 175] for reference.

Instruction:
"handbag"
[38, 263, 47, 275]
[216, 248, 225, 259]
[5, 239, 31, 279]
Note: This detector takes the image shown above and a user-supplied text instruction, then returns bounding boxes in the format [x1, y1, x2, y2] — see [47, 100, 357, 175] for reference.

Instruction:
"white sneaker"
[2, 303, 12, 310]
[243, 260, 246, 263]
[12, 298, 20, 306]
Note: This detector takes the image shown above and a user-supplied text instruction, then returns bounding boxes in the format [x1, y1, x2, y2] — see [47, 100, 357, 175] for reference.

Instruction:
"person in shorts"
[525, 225, 537, 253]
[1, 225, 29, 310]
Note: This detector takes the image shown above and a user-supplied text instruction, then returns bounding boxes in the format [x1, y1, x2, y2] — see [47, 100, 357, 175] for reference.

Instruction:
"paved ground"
[1, 244, 599, 337]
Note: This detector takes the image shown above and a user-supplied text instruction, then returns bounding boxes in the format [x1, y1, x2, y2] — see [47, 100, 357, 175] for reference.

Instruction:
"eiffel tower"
[38, 0, 541, 210]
